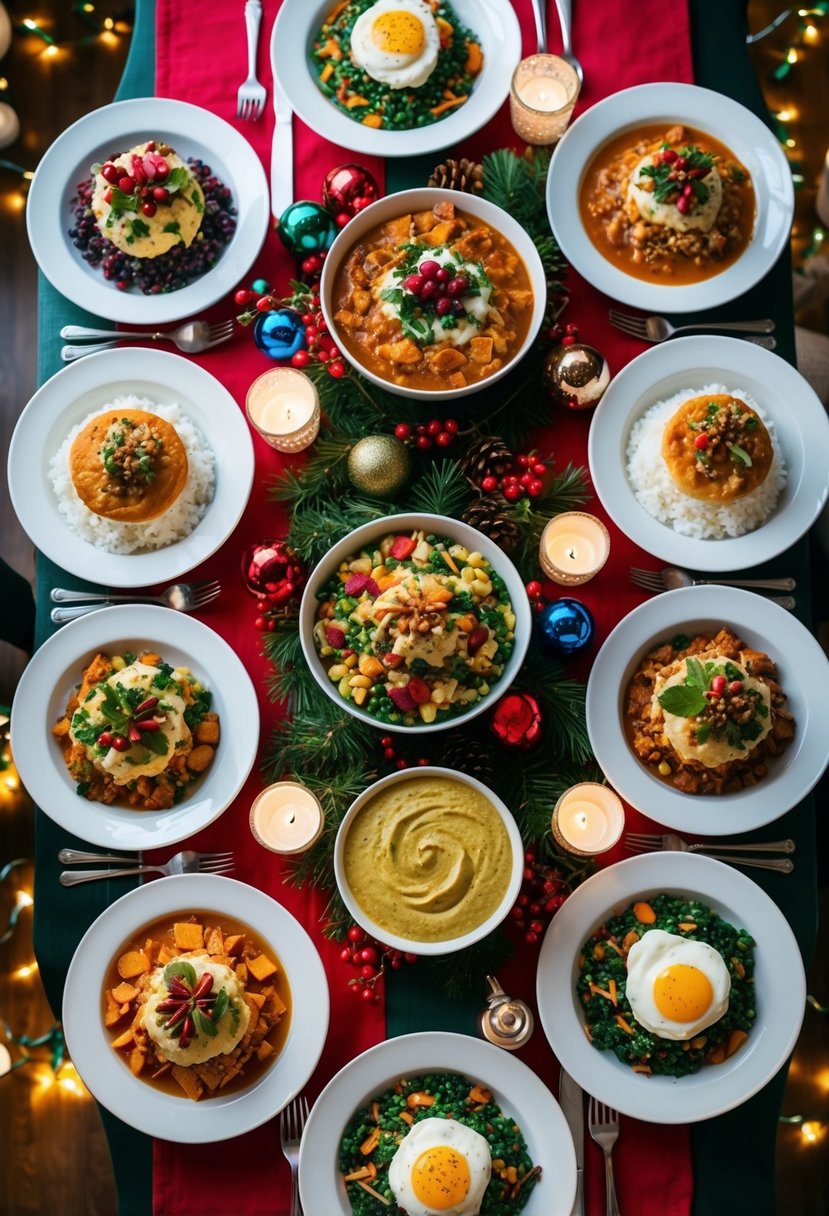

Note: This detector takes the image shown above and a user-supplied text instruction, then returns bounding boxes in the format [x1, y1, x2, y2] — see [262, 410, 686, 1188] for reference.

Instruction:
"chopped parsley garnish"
[639, 145, 715, 205]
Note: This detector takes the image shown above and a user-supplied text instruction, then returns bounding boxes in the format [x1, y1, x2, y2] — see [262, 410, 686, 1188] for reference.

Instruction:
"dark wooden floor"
[0, 3, 827, 1214]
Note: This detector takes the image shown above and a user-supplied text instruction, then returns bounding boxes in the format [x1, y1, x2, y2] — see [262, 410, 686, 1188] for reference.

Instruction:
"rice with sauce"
[626, 383, 785, 539]
[49, 395, 215, 553]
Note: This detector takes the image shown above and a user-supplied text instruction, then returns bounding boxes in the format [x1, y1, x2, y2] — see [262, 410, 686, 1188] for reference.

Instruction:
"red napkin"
[150, 2, 694, 1213]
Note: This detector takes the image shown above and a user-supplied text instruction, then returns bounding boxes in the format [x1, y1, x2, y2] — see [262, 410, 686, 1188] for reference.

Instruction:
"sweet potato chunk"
[194, 718, 220, 745]
[377, 339, 422, 365]
[172, 1064, 204, 1101]
[256, 1041, 275, 1061]
[185, 745, 214, 773]
[205, 927, 224, 956]
[247, 954, 278, 982]
[111, 982, 139, 1004]
[469, 336, 493, 363]
[429, 348, 467, 372]
[117, 949, 150, 979]
[111, 1028, 134, 1050]
[104, 992, 127, 1026]
[222, 934, 244, 956]
[128, 1046, 146, 1076]
[173, 922, 204, 951]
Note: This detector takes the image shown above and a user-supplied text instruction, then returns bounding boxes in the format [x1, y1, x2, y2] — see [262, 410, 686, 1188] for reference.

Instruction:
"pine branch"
[285, 497, 387, 565]
[282, 765, 379, 893]
[407, 459, 470, 518]
[508, 465, 591, 578]
[513, 641, 593, 764]
[263, 696, 378, 781]
[424, 928, 512, 999]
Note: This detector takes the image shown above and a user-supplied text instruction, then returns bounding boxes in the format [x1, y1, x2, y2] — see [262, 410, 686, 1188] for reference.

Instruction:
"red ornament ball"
[489, 692, 543, 750]
[322, 163, 380, 218]
[241, 539, 306, 603]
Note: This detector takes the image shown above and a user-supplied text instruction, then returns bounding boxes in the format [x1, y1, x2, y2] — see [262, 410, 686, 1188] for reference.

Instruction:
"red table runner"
[152, 2, 694, 1214]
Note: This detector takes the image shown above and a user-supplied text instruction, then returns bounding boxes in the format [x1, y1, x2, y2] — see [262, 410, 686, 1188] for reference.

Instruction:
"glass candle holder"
[551, 783, 624, 856]
[246, 367, 320, 453]
[539, 512, 610, 586]
[249, 782, 324, 855]
[510, 54, 580, 145]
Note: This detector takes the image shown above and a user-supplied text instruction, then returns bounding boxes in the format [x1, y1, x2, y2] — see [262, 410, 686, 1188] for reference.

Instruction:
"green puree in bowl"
[310, 0, 483, 132]
[339, 1071, 541, 1213]
[578, 894, 756, 1077]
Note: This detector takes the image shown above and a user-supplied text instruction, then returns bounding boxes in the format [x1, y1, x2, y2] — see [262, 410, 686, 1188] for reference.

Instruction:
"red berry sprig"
[479, 450, 548, 502]
[339, 923, 417, 1002]
[510, 851, 569, 945]
[524, 577, 562, 615]
[547, 321, 580, 347]
[394, 418, 459, 453]
[379, 735, 430, 771]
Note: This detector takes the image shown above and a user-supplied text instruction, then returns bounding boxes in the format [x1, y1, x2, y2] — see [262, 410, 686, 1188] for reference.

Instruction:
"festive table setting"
[9, 1, 829, 1214]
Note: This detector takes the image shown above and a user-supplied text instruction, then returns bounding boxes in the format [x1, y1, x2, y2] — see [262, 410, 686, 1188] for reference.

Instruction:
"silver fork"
[59, 848, 234, 886]
[60, 320, 234, 362]
[629, 567, 796, 594]
[608, 309, 775, 343]
[237, 0, 266, 122]
[625, 832, 794, 873]
[588, 1097, 621, 1216]
[50, 580, 221, 624]
[280, 1093, 309, 1216]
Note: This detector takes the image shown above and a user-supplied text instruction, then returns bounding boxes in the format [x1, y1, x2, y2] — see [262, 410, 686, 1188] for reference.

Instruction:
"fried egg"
[627, 155, 723, 233]
[388, 1116, 491, 1216]
[626, 929, 731, 1041]
[350, 0, 440, 90]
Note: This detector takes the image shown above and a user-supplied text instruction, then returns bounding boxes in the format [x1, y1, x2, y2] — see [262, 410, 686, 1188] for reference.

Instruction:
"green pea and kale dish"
[52, 649, 220, 810]
[340, 1072, 541, 1213]
[310, 0, 484, 131]
[577, 895, 756, 1077]
[313, 529, 516, 725]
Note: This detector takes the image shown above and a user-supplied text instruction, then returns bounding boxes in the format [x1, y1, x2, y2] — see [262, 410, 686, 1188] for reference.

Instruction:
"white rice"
[49, 395, 215, 554]
[626, 383, 785, 540]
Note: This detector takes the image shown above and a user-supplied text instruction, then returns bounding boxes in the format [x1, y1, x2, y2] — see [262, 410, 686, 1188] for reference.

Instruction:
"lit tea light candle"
[0, 1043, 11, 1078]
[250, 782, 324, 855]
[539, 512, 610, 586]
[510, 54, 580, 145]
[246, 368, 320, 453]
[551, 783, 624, 856]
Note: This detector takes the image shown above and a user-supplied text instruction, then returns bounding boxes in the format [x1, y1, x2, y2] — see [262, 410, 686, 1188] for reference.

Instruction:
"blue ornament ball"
[251, 277, 271, 295]
[253, 308, 306, 361]
[277, 200, 338, 255]
[538, 598, 595, 658]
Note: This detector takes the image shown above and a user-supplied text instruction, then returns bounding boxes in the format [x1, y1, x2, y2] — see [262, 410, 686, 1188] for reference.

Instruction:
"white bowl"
[271, 0, 521, 159]
[547, 82, 794, 313]
[8, 347, 254, 588]
[299, 1031, 577, 1216]
[333, 767, 523, 955]
[320, 188, 547, 400]
[26, 97, 269, 325]
[587, 336, 829, 573]
[11, 605, 259, 850]
[536, 852, 806, 1123]
[63, 874, 330, 1143]
[585, 586, 829, 835]
[298, 513, 532, 732]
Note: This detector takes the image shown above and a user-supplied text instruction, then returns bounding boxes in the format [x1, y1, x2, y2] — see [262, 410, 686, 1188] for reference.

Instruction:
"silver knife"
[559, 1068, 585, 1216]
[271, 50, 294, 219]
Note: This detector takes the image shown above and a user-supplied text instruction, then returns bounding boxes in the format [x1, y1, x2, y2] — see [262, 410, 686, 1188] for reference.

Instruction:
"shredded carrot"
[430, 97, 468, 117]
[438, 547, 459, 574]
[360, 1127, 381, 1155]
[346, 95, 370, 109]
[608, 978, 618, 1006]
[319, 63, 334, 84]
[370, 1100, 380, 1123]
[588, 981, 615, 1003]
[678, 922, 697, 932]
[357, 1181, 391, 1205]
[606, 939, 625, 957]
[634, 901, 656, 924]
[631, 1063, 652, 1074]
[344, 1167, 372, 1182]
[615, 1015, 635, 1035]
[326, 0, 350, 20]
[362, 114, 383, 128]
[399, 1110, 413, 1125]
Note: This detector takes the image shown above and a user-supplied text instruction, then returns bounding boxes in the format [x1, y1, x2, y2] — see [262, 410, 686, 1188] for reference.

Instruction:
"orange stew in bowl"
[579, 124, 755, 283]
[330, 201, 534, 391]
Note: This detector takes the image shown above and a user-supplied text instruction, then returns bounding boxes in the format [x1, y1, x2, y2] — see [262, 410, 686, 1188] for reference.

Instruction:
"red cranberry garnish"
[141, 200, 157, 217]
[710, 675, 727, 695]
[420, 280, 438, 301]
[676, 194, 690, 215]
[435, 297, 452, 316]
[403, 273, 425, 295]
[446, 275, 468, 298]
[418, 259, 441, 280]
[435, 266, 450, 283]
[118, 175, 135, 193]
[154, 158, 170, 180]
[152, 186, 169, 202]
[100, 163, 120, 185]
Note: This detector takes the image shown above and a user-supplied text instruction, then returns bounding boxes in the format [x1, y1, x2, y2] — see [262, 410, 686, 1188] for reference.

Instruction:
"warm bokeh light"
[777, 106, 799, 121]
[13, 962, 39, 980]
[56, 1061, 88, 1098]
[800, 1121, 825, 1146]
[15, 889, 33, 909]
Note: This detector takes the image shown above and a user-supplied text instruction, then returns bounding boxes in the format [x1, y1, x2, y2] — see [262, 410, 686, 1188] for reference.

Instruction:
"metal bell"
[478, 975, 534, 1050]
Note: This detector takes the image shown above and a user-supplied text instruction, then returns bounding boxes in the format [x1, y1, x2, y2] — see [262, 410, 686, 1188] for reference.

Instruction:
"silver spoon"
[59, 319, 233, 361]
[553, 0, 583, 84]
[50, 580, 221, 624]
[629, 567, 795, 593]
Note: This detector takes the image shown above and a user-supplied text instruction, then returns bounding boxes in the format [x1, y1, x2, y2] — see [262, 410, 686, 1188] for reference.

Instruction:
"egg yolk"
[411, 1145, 471, 1209]
[371, 12, 425, 55]
[653, 963, 714, 1022]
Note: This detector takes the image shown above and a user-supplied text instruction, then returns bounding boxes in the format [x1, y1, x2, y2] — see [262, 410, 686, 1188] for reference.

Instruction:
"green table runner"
[32, 3, 815, 1214]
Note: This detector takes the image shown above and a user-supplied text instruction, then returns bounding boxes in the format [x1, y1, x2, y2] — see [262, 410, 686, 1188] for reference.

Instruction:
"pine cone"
[459, 435, 513, 484]
[439, 734, 494, 786]
[427, 157, 484, 194]
[462, 494, 521, 552]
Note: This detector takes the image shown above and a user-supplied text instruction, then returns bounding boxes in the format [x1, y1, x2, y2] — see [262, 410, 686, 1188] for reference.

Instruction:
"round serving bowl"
[585, 586, 829, 835]
[298, 512, 532, 733]
[333, 767, 523, 956]
[319, 188, 547, 401]
[547, 82, 794, 313]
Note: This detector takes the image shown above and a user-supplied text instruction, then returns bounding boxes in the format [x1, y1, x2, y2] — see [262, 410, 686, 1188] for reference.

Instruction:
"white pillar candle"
[246, 368, 320, 453]
[250, 782, 324, 855]
[510, 54, 580, 145]
[551, 783, 624, 856]
[540, 513, 610, 586]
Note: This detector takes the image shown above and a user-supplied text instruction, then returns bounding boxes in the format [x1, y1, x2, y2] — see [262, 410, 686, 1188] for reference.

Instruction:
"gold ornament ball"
[347, 434, 412, 498]
[543, 343, 610, 410]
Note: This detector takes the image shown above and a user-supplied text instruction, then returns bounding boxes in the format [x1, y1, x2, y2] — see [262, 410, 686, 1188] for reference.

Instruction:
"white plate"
[271, 0, 521, 158]
[299, 1031, 577, 1215]
[63, 874, 330, 1143]
[26, 97, 269, 324]
[585, 586, 829, 834]
[8, 348, 254, 588]
[536, 852, 806, 1124]
[11, 605, 259, 850]
[587, 337, 829, 572]
[547, 83, 794, 312]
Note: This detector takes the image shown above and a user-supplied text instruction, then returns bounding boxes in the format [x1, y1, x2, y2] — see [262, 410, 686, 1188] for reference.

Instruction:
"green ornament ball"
[251, 277, 270, 295]
[277, 200, 338, 256]
[347, 435, 412, 499]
